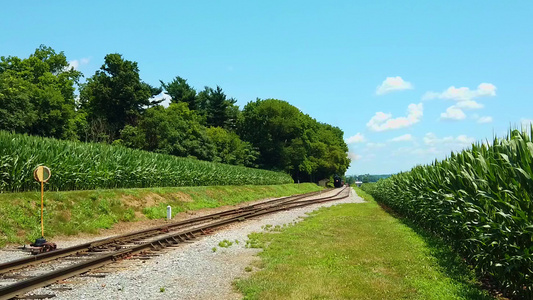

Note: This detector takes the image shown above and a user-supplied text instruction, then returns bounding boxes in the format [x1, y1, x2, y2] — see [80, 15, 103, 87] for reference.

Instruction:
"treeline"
[0, 45, 350, 182]
[345, 174, 391, 184]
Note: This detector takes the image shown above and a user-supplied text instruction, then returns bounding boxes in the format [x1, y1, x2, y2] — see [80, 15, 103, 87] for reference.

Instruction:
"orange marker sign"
[33, 166, 51, 238]
[33, 166, 51, 183]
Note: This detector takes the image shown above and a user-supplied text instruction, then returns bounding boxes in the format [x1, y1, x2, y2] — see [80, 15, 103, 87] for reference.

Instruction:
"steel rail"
[0, 187, 349, 300]
[0, 189, 326, 275]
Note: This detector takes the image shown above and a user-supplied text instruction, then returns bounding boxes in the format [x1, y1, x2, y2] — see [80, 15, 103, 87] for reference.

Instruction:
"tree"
[197, 86, 239, 130]
[160, 76, 197, 110]
[0, 71, 36, 133]
[0, 45, 81, 139]
[238, 98, 351, 182]
[239, 99, 306, 171]
[206, 127, 258, 167]
[119, 103, 216, 161]
[79, 53, 161, 141]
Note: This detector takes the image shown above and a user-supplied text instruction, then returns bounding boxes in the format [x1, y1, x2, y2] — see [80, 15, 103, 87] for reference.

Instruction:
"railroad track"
[0, 187, 349, 300]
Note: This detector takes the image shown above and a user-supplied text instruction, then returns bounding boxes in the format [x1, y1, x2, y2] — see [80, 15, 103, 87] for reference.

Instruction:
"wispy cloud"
[440, 106, 466, 120]
[422, 83, 496, 102]
[455, 100, 484, 110]
[424, 132, 475, 147]
[412, 147, 439, 156]
[477, 116, 493, 123]
[346, 133, 365, 144]
[424, 83, 496, 121]
[348, 152, 362, 161]
[367, 103, 423, 131]
[390, 134, 413, 142]
[376, 76, 413, 95]
[68, 58, 90, 70]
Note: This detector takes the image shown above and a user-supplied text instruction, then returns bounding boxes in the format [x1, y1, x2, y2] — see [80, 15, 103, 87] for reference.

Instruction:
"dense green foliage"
[0, 46, 350, 183]
[79, 53, 162, 141]
[206, 126, 258, 166]
[362, 128, 533, 299]
[346, 174, 391, 184]
[0, 131, 293, 192]
[0, 45, 81, 139]
[239, 99, 350, 181]
[118, 103, 217, 161]
[160, 76, 197, 110]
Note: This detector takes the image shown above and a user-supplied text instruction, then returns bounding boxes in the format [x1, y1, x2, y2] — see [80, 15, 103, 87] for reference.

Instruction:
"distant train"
[333, 175, 343, 188]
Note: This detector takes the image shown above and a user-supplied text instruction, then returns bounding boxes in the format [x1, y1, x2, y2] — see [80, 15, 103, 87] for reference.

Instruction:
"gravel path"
[16, 188, 365, 300]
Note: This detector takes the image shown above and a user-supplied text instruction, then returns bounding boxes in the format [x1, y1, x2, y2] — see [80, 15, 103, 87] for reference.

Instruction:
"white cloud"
[151, 92, 172, 107]
[346, 133, 365, 144]
[424, 132, 475, 147]
[422, 83, 496, 101]
[68, 58, 90, 70]
[348, 152, 362, 161]
[390, 134, 413, 142]
[390, 134, 476, 162]
[376, 76, 413, 95]
[440, 106, 466, 120]
[68, 61, 79, 70]
[424, 83, 496, 119]
[412, 147, 439, 155]
[477, 83, 497, 96]
[456, 135, 474, 144]
[455, 100, 484, 110]
[477, 116, 493, 123]
[367, 103, 423, 132]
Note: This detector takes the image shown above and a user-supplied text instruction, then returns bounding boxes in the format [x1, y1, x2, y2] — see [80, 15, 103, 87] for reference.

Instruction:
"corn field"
[362, 128, 533, 299]
[0, 131, 293, 192]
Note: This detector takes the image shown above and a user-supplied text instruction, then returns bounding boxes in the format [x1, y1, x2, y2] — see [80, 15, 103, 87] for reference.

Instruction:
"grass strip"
[235, 188, 495, 300]
[0, 183, 321, 247]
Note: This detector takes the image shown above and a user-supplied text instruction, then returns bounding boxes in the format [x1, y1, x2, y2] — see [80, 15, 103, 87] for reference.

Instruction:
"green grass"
[218, 239, 234, 248]
[0, 183, 322, 247]
[235, 188, 494, 300]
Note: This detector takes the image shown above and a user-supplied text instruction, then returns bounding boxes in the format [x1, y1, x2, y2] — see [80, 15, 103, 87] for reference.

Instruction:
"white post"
[167, 205, 172, 220]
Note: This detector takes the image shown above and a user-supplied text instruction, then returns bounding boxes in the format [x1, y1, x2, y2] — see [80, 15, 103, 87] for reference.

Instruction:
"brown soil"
[168, 191, 193, 202]
[120, 193, 163, 208]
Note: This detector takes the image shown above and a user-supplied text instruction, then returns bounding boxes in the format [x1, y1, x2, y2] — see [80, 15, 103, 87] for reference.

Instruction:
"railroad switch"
[27, 238, 57, 255]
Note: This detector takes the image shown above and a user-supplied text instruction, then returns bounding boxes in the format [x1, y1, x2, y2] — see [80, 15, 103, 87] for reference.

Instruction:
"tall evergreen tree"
[197, 86, 239, 129]
[160, 76, 197, 110]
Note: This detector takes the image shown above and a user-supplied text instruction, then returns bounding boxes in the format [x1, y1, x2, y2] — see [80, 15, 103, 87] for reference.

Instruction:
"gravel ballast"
[12, 188, 364, 300]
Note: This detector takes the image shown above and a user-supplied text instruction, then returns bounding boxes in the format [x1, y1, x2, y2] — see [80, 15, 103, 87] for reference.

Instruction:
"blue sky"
[2, 1, 532, 175]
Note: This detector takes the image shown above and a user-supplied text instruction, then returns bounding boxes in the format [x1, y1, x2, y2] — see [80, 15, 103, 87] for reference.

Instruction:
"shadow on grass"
[376, 202, 500, 300]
